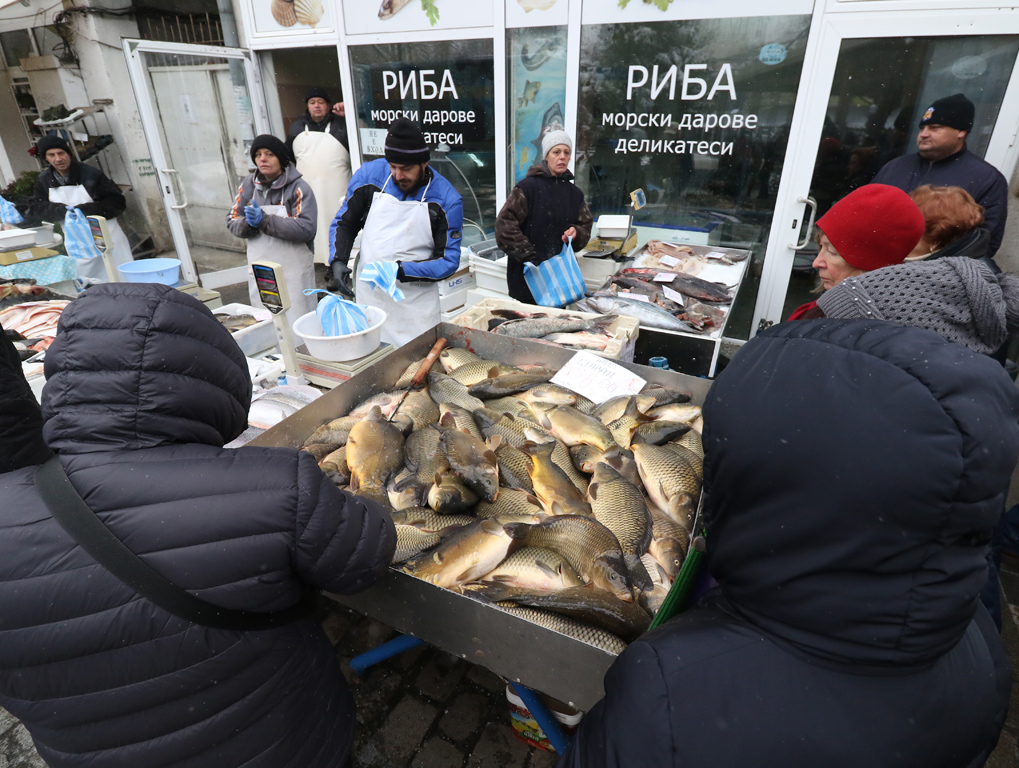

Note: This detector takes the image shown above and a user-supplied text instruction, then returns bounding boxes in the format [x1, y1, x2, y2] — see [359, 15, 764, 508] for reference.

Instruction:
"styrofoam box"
[470, 252, 509, 295]
[214, 303, 278, 357]
[576, 253, 623, 285]
[452, 297, 639, 362]
[595, 214, 632, 240]
[0, 228, 37, 251]
[439, 285, 470, 313]
[438, 251, 474, 296]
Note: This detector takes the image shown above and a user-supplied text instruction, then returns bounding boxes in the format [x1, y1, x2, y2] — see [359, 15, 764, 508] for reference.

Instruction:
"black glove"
[327, 261, 355, 299]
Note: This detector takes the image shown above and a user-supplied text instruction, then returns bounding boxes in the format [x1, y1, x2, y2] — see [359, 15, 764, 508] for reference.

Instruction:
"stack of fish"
[300, 346, 704, 655]
[484, 308, 621, 353]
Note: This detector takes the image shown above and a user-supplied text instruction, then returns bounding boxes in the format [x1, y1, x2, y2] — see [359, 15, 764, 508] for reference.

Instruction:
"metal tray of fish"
[249, 323, 711, 711]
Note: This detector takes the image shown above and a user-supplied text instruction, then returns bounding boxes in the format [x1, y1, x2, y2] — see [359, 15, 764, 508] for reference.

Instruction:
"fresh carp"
[640, 553, 672, 616]
[480, 585, 651, 642]
[606, 398, 654, 449]
[481, 546, 584, 591]
[427, 371, 486, 411]
[521, 427, 588, 493]
[468, 371, 555, 399]
[588, 462, 653, 589]
[402, 519, 516, 588]
[387, 469, 422, 510]
[505, 515, 632, 601]
[474, 487, 544, 519]
[631, 420, 691, 447]
[633, 443, 700, 530]
[349, 391, 407, 420]
[437, 403, 484, 440]
[395, 356, 442, 388]
[318, 445, 350, 485]
[391, 507, 474, 532]
[301, 442, 340, 462]
[648, 504, 690, 579]
[393, 525, 442, 564]
[494, 604, 627, 655]
[592, 394, 656, 426]
[546, 406, 617, 451]
[346, 406, 405, 508]
[390, 387, 440, 433]
[570, 444, 641, 486]
[304, 415, 359, 446]
[402, 424, 450, 503]
[663, 441, 703, 481]
[428, 469, 479, 513]
[647, 403, 702, 423]
[448, 360, 520, 387]
[483, 396, 538, 422]
[475, 408, 531, 448]
[642, 384, 692, 407]
[494, 443, 534, 492]
[674, 428, 704, 458]
[439, 414, 501, 502]
[516, 384, 577, 409]
[522, 441, 592, 518]
[438, 347, 484, 374]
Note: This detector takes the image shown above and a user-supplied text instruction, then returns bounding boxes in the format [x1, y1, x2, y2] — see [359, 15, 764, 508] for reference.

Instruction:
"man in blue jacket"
[328, 118, 464, 347]
[872, 93, 1008, 255]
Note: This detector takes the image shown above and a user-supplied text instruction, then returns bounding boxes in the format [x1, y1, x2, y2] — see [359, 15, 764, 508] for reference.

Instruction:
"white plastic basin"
[117, 258, 181, 285]
[292, 305, 387, 362]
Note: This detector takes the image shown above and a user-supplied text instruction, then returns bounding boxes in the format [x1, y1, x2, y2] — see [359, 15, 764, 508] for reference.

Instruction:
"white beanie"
[542, 130, 572, 160]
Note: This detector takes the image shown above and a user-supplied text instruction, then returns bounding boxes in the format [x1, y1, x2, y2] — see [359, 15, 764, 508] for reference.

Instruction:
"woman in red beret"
[787, 184, 926, 320]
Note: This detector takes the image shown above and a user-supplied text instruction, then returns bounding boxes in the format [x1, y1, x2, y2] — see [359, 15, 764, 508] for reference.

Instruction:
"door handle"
[788, 196, 816, 250]
[161, 168, 188, 210]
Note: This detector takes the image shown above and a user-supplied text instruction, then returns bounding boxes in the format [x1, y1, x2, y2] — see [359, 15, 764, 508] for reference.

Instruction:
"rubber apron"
[355, 175, 441, 348]
[245, 204, 317, 337]
[49, 185, 132, 281]
[293, 125, 351, 265]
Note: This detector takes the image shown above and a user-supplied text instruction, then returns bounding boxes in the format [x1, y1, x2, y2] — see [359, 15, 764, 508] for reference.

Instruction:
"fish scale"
[393, 525, 442, 564]
[494, 443, 534, 492]
[481, 546, 584, 591]
[391, 507, 474, 532]
[474, 487, 544, 518]
[427, 371, 486, 411]
[438, 404, 484, 440]
[521, 441, 592, 518]
[634, 443, 700, 531]
[448, 360, 519, 387]
[494, 604, 627, 655]
[438, 347, 484, 374]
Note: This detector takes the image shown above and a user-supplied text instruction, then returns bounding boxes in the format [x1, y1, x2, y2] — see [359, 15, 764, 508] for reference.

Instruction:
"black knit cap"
[919, 93, 975, 132]
[36, 134, 70, 156]
[305, 86, 331, 103]
[250, 134, 292, 166]
[385, 117, 429, 165]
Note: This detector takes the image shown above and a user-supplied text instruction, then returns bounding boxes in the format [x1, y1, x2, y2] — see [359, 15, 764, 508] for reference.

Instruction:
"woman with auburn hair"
[907, 185, 989, 262]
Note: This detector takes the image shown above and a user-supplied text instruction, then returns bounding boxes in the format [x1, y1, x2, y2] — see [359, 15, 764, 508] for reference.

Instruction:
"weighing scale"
[294, 342, 393, 389]
[250, 260, 307, 386]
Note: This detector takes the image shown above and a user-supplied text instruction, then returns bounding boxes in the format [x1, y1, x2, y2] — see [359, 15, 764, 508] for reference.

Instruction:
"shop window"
[32, 26, 73, 63]
[0, 29, 35, 69]
[348, 39, 495, 241]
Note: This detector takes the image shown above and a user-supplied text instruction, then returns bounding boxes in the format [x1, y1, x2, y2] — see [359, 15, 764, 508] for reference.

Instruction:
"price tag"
[658, 254, 680, 267]
[551, 351, 647, 404]
[251, 308, 273, 322]
[705, 251, 727, 260]
[663, 285, 686, 304]
[619, 291, 650, 303]
[653, 272, 676, 283]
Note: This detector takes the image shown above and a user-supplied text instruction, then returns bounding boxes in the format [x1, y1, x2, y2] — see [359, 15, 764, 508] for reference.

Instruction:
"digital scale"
[294, 342, 393, 388]
[250, 260, 307, 386]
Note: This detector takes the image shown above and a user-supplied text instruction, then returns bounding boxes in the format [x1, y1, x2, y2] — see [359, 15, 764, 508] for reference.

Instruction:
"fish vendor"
[25, 134, 134, 281]
[286, 87, 352, 265]
[327, 118, 464, 348]
[0, 283, 395, 767]
[495, 129, 593, 304]
[226, 133, 318, 335]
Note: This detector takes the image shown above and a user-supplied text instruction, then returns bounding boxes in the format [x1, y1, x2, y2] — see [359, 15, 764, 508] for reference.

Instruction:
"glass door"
[755, 8, 1019, 328]
[123, 40, 269, 288]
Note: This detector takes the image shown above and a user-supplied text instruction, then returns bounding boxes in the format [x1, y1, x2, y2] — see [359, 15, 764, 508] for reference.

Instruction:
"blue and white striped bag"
[523, 237, 586, 308]
[303, 289, 371, 336]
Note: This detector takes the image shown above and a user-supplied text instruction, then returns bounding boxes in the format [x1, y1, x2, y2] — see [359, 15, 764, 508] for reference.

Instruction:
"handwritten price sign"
[550, 351, 647, 404]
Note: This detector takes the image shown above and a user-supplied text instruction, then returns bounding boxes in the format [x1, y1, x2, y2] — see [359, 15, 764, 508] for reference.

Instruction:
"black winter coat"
[26, 160, 126, 223]
[0, 283, 395, 767]
[559, 320, 1019, 768]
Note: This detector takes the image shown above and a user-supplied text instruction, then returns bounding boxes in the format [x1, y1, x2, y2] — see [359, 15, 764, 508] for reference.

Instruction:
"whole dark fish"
[620, 268, 731, 304]
[393, 525, 443, 564]
[468, 371, 554, 399]
[495, 443, 535, 492]
[391, 507, 474, 532]
[577, 294, 695, 334]
[631, 420, 691, 447]
[491, 310, 615, 339]
[495, 603, 627, 654]
[588, 462, 653, 590]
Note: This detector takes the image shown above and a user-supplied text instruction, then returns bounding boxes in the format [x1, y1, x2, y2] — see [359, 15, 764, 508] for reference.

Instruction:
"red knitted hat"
[815, 184, 925, 271]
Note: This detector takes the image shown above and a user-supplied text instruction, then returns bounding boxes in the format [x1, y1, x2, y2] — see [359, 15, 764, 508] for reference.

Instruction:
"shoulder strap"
[34, 456, 316, 631]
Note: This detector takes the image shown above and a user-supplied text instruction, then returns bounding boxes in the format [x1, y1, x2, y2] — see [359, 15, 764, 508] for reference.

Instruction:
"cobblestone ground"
[6, 576, 1019, 768]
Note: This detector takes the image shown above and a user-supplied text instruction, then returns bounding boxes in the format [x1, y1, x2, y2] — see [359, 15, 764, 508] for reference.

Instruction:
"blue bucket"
[117, 258, 181, 285]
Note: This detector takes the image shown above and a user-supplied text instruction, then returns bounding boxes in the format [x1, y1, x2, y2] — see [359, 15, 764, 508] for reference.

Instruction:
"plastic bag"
[523, 237, 586, 308]
[0, 194, 23, 225]
[360, 261, 405, 302]
[303, 289, 370, 336]
[63, 207, 101, 260]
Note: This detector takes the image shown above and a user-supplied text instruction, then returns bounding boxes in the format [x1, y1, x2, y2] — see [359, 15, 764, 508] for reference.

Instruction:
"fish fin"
[592, 314, 617, 334]
[487, 366, 500, 378]
[349, 473, 361, 492]
[550, 500, 569, 516]
[503, 522, 532, 541]
[439, 411, 457, 429]
[525, 493, 543, 508]
[588, 482, 599, 501]
[483, 450, 498, 467]
[630, 430, 648, 445]
[534, 560, 560, 579]
[492, 308, 530, 319]
[486, 435, 503, 451]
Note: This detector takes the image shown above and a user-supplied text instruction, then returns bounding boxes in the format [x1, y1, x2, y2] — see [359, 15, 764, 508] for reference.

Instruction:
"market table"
[248, 323, 712, 713]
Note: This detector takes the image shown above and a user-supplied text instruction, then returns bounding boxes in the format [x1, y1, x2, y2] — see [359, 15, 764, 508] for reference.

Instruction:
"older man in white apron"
[286, 88, 352, 266]
[327, 118, 464, 348]
[27, 135, 133, 281]
[226, 134, 318, 334]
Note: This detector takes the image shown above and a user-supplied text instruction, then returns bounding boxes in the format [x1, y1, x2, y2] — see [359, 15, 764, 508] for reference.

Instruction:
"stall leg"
[509, 683, 571, 755]
[349, 634, 426, 675]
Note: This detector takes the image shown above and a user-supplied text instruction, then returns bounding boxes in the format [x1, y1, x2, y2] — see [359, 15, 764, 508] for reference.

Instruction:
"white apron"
[49, 184, 133, 281]
[356, 175, 441, 348]
[293, 124, 351, 265]
[245, 204, 317, 337]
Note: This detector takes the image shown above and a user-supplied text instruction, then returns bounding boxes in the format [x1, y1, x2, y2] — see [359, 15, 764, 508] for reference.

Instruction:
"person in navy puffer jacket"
[558, 319, 1018, 768]
[0, 282, 395, 767]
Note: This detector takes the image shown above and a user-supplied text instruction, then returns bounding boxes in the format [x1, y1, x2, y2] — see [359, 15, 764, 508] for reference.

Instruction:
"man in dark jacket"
[495, 130, 593, 304]
[871, 93, 1008, 255]
[25, 134, 126, 224]
[285, 86, 349, 155]
[559, 320, 1019, 768]
[0, 283, 395, 767]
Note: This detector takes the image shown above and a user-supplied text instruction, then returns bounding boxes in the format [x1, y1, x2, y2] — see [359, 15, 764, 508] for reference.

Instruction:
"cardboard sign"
[663, 285, 686, 305]
[618, 291, 650, 302]
[653, 272, 676, 283]
[551, 351, 647, 404]
[658, 254, 680, 267]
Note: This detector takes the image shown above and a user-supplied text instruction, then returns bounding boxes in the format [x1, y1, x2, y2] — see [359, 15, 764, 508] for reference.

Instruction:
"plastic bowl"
[292, 305, 387, 362]
[117, 258, 182, 285]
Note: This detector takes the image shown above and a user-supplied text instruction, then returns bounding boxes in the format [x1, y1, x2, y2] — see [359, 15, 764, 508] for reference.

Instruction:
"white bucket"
[292, 305, 387, 362]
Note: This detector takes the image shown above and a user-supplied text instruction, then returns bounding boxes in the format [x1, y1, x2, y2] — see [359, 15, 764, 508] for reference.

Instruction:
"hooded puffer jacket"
[0, 283, 395, 767]
[558, 319, 1019, 768]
